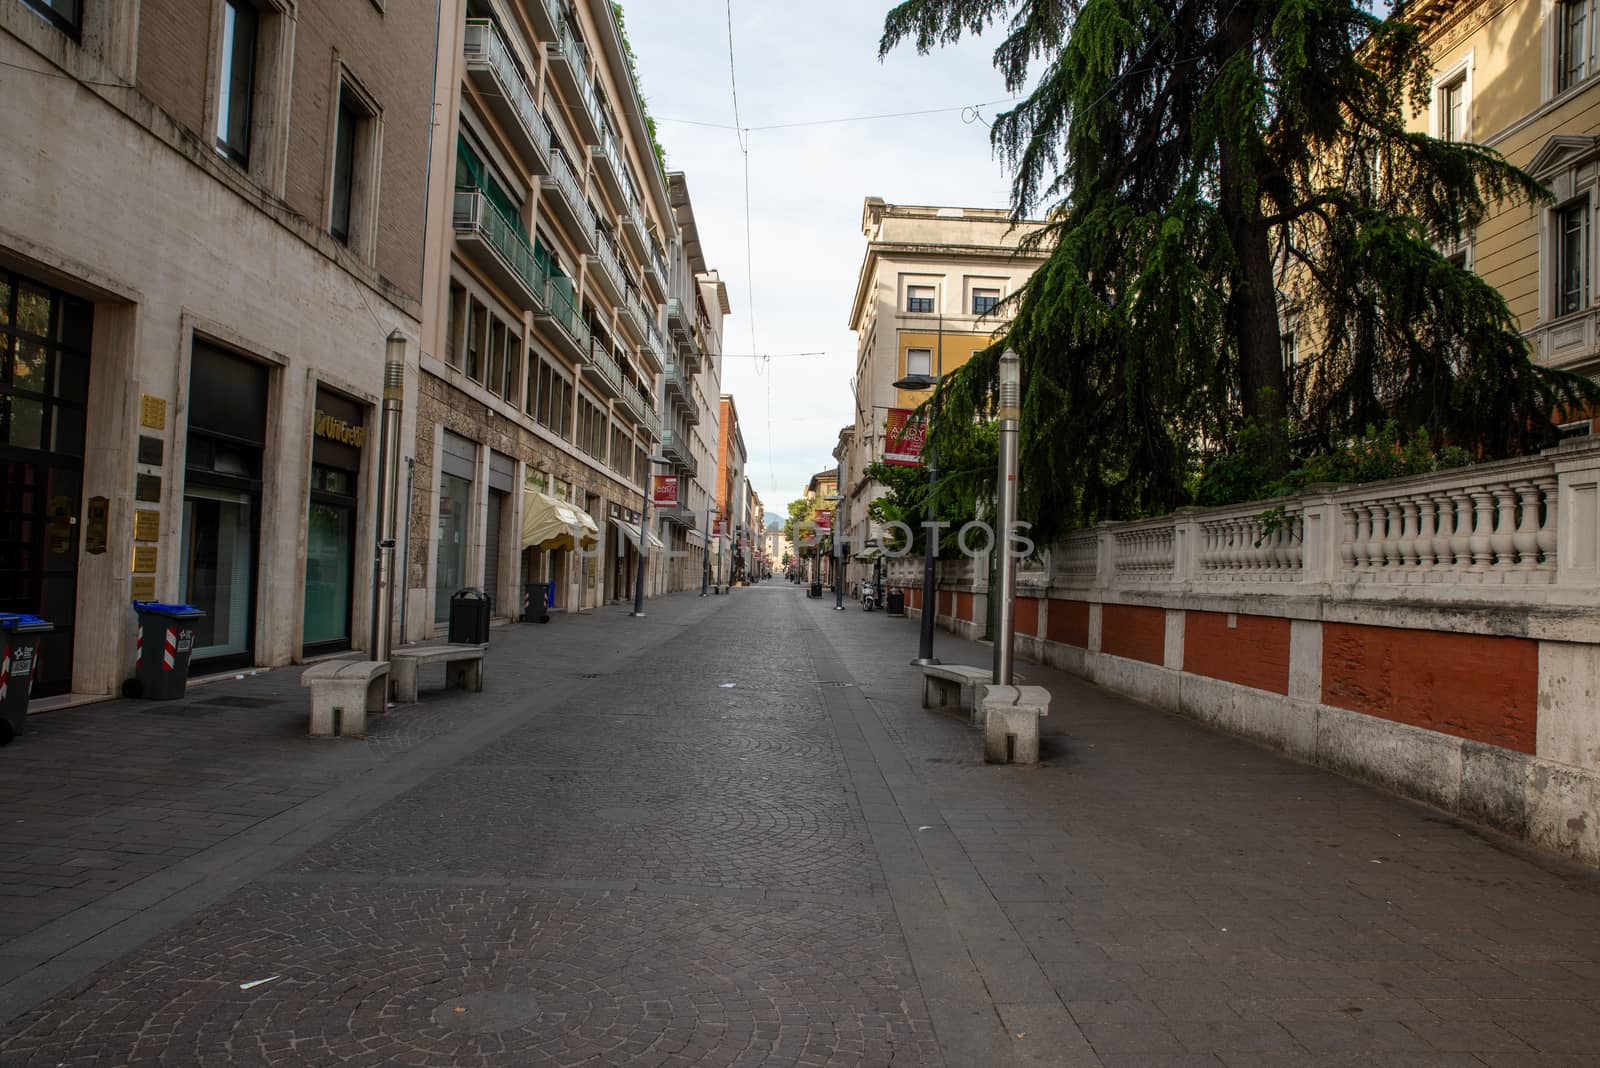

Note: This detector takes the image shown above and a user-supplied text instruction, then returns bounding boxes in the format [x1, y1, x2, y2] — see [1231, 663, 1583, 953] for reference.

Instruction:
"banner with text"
[884, 408, 926, 467]
[651, 474, 679, 507]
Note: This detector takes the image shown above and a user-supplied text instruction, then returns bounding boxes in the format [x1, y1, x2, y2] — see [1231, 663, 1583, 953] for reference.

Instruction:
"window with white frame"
[906, 285, 935, 314]
[1559, 0, 1596, 94]
[972, 287, 1001, 316]
[905, 348, 932, 377]
[1556, 198, 1590, 317]
[1439, 76, 1466, 141]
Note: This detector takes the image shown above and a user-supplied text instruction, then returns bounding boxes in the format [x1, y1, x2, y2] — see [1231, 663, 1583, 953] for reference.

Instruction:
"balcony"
[661, 427, 690, 466]
[452, 189, 546, 314]
[590, 123, 627, 205]
[619, 192, 648, 256]
[621, 380, 659, 440]
[663, 360, 688, 400]
[584, 232, 625, 305]
[535, 273, 590, 363]
[530, 0, 561, 39]
[540, 150, 596, 252]
[644, 245, 669, 299]
[545, 17, 601, 143]
[584, 338, 623, 398]
[462, 20, 550, 175]
[657, 504, 697, 530]
[643, 321, 669, 374]
[666, 297, 691, 344]
[618, 287, 649, 343]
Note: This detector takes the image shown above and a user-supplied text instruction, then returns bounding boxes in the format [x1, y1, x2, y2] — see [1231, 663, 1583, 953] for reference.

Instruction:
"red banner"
[712, 516, 725, 537]
[651, 474, 679, 507]
[814, 509, 833, 533]
[884, 408, 926, 467]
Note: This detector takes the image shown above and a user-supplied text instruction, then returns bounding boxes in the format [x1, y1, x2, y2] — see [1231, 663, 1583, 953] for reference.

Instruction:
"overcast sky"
[623, 3, 1017, 523]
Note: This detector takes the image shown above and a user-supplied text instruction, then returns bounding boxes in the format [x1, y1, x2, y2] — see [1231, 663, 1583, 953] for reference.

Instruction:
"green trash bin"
[131, 602, 206, 701]
[0, 614, 53, 746]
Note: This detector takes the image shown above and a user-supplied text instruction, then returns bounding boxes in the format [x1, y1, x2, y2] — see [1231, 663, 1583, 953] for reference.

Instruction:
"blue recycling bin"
[131, 602, 206, 701]
[0, 614, 53, 746]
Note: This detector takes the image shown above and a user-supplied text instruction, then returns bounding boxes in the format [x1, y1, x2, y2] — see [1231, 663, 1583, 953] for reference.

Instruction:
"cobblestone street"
[4, 585, 1600, 1065]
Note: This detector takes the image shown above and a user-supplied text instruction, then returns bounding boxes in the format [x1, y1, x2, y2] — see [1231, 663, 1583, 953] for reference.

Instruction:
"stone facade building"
[1, 0, 434, 696]
[407, 0, 726, 635]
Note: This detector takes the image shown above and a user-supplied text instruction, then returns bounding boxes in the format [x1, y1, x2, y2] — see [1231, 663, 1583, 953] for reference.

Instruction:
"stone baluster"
[1340, 506, 1358, 572]
[1511, 481, 1541, 572]
[1414, 496, 1437, 570]
[1490, 485, 1518, 572]
[1535, 476, 1558, 575]
[1428, 492, 1454, 569]
[1468, 489, 1495, 571]
[1398, 498, 1421, 569]
[1352, 503, 1373, 571]
[1448, 490, 1474, 574]
[1288, 513, 1304, 570]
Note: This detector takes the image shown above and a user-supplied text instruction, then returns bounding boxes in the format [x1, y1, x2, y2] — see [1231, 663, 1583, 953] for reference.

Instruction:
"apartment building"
[1405, 0, 1600, 432]
[715, 394, 747, 583]
[842, 198, 1047, 584]
[1, 0, 434, 696]
[408, 0, 725, 632]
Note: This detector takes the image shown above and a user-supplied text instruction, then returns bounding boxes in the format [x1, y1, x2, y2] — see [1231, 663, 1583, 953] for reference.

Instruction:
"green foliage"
[611, 2, 668, 172]
[784, 498, 819, 558]
[881, 0, 1600, 540]
[866, 420, 999, 556]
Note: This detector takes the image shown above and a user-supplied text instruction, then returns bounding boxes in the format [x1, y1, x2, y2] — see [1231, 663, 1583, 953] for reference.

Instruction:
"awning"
[521, 491, 599, 552]
[611, 516, 664, 551]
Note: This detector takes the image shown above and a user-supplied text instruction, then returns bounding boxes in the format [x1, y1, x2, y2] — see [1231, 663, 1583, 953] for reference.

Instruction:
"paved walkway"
[0, 585, 1598, 1065]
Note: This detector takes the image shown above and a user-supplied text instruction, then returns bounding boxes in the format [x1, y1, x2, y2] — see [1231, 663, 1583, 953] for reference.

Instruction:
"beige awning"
[521, 491, 599, 552]
[611, 516, 665, 551]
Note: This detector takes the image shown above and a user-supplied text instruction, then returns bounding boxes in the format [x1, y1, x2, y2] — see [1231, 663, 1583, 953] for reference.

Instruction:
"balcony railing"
[462, 20, 550, 175]
[585, 232, 625, 303]
[543, 149, 597, 250]
[585, 338, 623, 397]
[618, 288, 649, 342]
[539, 273, 590, 357]
[663, 360, 688, 399]
[590, 123, 626, 202]
[452, 188, 545, 313]
[619, 189, 648, 255]
[645, 245, 668, 297]
[622, 380, 660, 439]
[546, 15, 601, 141]
[644, 321, 669, 372]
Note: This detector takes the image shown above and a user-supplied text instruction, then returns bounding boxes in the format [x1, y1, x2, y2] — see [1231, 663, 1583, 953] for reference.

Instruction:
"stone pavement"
[0, 584, 1598, 1065]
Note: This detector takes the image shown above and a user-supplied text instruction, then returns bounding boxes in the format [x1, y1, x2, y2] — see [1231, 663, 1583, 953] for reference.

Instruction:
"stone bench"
[389, 642, 487, 704]
[302, 660, 389, 739]
[981, 684, 1051, 765]
[921, 664, 994, 725]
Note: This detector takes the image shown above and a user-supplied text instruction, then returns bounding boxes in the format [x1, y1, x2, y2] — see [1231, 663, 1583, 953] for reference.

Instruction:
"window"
[21, 0, 80, 34]
[501, 326, 520, 401]
[1560, 419, 1594, 438]
[906, 348, 932, 376]
[465, 297, 485, 382]
[216, 0, 259, 165]
[1556, 199, 1589, 317]
[972, 288, 1001, 316]
[329, 95, 360, 244]
[488, 317, 507, 397]
[1439, 76, 1466, 141]
[1560, 0, 1594, 93]
[446, 282, 466, 370]
[906, 285, 934, 314]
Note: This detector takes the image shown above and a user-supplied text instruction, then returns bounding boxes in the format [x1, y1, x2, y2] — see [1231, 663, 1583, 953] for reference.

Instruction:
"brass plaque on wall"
[131, 546, 158, 574]
[130, 576, 156, 600]
[133, 509, 161, 542]
[137, 435, 164, 466]
[135, 474, 161, 503]
[85, 496, 109, 554]
[139, 395, 167, 430]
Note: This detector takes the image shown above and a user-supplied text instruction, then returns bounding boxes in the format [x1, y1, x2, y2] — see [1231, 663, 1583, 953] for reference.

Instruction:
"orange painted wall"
[956, 592, 974, 623]
[1182, 612, 1292, 695]
[1321, 623, 1538, 753]
[1046, 599, 1090, 648]
[1101, 604, 1166, 665]
[1015, 597, 1040, 637]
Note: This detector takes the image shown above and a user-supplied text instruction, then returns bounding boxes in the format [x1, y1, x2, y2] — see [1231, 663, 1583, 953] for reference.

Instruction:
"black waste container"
[886, 588, 906, 617]
[131, 602, 206, 701]
[0, 614, 52, 746]
[449, 588, 492, 644]
[522, 582, 550, 624]
[809, 581, 823, 598]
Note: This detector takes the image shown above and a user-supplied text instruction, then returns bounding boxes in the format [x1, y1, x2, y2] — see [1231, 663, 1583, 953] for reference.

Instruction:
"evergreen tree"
[881, 0, 1598, 540]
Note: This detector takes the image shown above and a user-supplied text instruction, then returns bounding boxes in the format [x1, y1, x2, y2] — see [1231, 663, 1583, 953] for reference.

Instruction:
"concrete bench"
[302, 660, 389, 739]
[981, 684, 1051, 765]
[389, 642, 487, 704]
[921, 664, 994, 725]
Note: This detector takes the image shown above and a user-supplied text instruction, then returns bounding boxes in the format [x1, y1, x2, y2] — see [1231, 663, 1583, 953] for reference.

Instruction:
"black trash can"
[132, 602, 206, 701]
[886, 588, 906, 617]
[0, 613, 52, 746]
[449, 588, 492, 644]
[809, 581, 823, 599]
[522, 582, 550, 624]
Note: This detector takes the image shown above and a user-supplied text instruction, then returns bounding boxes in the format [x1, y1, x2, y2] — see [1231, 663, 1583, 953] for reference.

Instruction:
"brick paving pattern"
[2, 585, 1600, 1065]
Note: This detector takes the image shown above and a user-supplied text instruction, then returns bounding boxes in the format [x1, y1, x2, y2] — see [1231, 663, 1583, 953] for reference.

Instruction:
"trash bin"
[0, 614, 52, 746]
[449, 588, 491, 644]
[131, 602, 206, 701]
[522, 582, 550, 624]
[886, 588, 906, 617]
[809, 581, 823, 599]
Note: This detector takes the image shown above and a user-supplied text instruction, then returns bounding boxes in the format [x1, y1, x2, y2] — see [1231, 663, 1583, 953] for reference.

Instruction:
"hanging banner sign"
[652, 474, 679, 507]
[884, 408, 926, 467]
[712, 516, 725, 537]
[814, 509, 833, 533]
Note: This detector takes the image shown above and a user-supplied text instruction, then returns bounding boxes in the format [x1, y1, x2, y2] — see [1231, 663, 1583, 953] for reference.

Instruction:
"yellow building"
[1409, 0, 1600, 432]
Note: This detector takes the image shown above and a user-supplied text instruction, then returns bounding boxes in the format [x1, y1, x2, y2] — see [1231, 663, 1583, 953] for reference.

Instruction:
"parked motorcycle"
[860, 581, 878, 611]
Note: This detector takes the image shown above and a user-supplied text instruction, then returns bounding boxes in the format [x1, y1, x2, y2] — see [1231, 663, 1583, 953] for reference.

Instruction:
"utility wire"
[655, 95, 1023, 132]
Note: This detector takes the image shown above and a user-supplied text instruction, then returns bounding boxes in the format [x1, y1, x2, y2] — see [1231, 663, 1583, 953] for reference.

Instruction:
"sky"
[622, 2, 1018, 523]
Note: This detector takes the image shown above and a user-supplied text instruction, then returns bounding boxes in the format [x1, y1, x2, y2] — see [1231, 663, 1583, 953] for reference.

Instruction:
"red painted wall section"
[938, 591, 953, 618]
[1101, 604, 1166, 665]
[1184, 611, 1291, 695]
[1046, 599, 1091, 648]
[1321, 623, 1538, 754]
[956, 592, 974, 623]
[1016, 597, 1040, 637]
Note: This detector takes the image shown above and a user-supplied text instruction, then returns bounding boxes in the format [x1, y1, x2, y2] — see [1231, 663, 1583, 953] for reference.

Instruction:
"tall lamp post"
[993, 348, 1021, 684]
[892, 371, 941, 666]
[631, 453, 671, 618]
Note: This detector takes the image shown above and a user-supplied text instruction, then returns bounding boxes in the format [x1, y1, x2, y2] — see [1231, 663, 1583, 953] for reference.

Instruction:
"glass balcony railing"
[547, 150, 597, 245]
[462, 20, 550, 170]
[591, 232, 624, 295]
[543, 273, 590, 352]
[587, 337, 622, 393]
[452, 188, 546, 310]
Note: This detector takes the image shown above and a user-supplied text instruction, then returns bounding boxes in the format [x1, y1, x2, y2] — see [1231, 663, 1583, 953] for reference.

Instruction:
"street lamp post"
[631, 453, 671, 618]
[993, 348, 1021, 684]
[892, 371, 941, 666]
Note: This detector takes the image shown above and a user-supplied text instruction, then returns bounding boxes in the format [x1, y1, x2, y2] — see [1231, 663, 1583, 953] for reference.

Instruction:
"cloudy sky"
[622, 3, 1018, 523]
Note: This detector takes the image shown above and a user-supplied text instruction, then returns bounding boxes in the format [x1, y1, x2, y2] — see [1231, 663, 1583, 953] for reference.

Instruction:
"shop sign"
[314, 410, 366, 448]
[652, 474, 679, 507]
[884, 408, 926, 467]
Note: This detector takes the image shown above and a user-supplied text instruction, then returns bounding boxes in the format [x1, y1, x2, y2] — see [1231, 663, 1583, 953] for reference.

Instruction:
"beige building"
[841, 199, 1047, 582]
[409, 0, 726, 635]
[1407, 0, 1600, 429]
[1, 0, 434, 696]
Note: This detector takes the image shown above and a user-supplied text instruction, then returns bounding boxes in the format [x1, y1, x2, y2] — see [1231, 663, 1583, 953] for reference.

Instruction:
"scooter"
[860, 580, 878, 611]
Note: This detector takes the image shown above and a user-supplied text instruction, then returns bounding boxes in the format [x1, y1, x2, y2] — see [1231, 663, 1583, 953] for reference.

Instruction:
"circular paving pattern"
[0, 885, 941, 1067]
